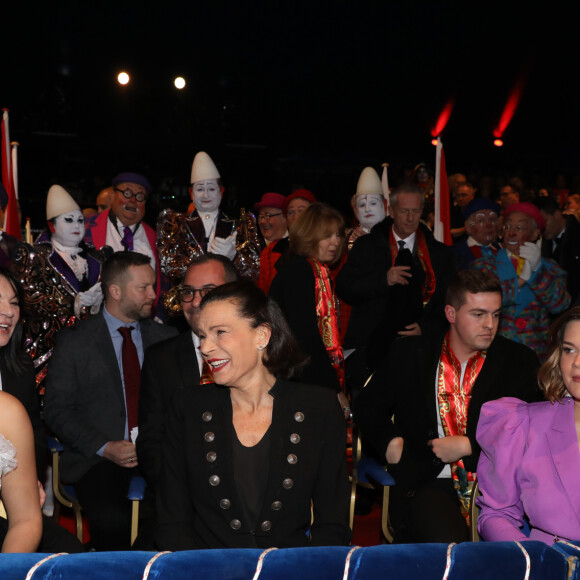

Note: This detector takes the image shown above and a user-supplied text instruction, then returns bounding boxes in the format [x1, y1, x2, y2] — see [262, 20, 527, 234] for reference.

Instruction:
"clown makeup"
[355, 194, 386, 231]
[52, 210, 85, 247]
[192, 179, 221, 214]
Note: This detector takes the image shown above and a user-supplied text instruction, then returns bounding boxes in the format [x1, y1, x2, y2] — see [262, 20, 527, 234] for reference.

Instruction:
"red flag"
[433, 137, 451, 246]
[1, 110, 21, 239]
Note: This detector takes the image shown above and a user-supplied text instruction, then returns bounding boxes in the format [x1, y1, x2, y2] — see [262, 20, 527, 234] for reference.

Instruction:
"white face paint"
[52, 210, 85, 247]
[192, 179, 221, 214]
[354, 194, 386, 230]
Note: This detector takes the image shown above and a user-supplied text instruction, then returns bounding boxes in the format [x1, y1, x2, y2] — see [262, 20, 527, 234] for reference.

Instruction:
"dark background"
[2, 2, 578, 226]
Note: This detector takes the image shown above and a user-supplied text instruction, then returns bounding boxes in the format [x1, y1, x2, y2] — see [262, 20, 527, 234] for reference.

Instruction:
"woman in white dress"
[0, 267, 42, 552]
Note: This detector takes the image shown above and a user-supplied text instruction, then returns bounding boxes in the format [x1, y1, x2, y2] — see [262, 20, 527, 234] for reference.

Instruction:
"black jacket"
[155, 380, 351, 550]
[353, 333, 541, 487]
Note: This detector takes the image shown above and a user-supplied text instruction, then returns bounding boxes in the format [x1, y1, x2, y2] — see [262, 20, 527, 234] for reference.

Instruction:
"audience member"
[477, 306, 580, 544]
[498, 181, 520, 211]
[138, 254, 238, 491]
[13, 185, 105, 393]
[563, 193, 580, 222]
[255, 193, 287, 246]
[537, 196, 580, 303]
[157, 152, 260, 285]
[96, 187, 114, 214]
[337, 184, 455, 380]
[155, 281, 351, 550]
[353, 270, 541, 543]
[44, 252, 176, 550]
[471, 202, 570, 360]
[450, 183, 475, 239]
[256, 188, 316, 294]
[270, 203, 346, 396]
[453, 198, 501, 270]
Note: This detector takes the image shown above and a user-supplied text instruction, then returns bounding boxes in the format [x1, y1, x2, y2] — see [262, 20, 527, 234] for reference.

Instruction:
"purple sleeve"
[476, 397, 530, 542]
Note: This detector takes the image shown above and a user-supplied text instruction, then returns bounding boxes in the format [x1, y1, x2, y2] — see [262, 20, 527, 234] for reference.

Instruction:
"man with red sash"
[337, 184, 455, 378]
[353, 270, 541, 543]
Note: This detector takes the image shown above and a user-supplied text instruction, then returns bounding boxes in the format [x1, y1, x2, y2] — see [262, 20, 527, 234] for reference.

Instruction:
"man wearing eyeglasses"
[254, 192, 288, 246]
[137, 253, 238, 492]
[85, 172, 162, 310]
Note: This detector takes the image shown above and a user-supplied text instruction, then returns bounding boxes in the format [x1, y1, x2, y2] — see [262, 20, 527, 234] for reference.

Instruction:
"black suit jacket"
[43, 311, 177, 482]
[1, 359, 46, 477]
[137, 331, 201, 490]
[353, 333, 541, 487]
[336, 218, 455, 360]
[155, 380, 351, 550]
[541, 215, 580, 303]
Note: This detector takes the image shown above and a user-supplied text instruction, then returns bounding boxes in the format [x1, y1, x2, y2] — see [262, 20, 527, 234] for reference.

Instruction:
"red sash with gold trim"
[437, 332, 486, 523]
[389, 228, 436, 305]
[307, 258, 345, 391]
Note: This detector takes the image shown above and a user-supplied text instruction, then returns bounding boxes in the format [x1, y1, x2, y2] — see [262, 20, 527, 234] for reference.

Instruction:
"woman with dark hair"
[476, 306, 580, 544]
[0, 267, 42, 552]
[155, 281, 351, 550]
[269, 203, 346, 399]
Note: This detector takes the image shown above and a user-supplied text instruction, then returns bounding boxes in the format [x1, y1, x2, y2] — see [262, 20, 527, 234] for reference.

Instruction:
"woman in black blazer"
[155, 281, 351, 550]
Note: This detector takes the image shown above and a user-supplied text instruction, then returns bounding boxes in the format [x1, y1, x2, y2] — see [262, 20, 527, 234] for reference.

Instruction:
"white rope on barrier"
[514, 540, 531, 580]
[142, 551, 172, 580]
[441, 542, 456, 580]
[343, 545, 361, 580]
[25, 553, 68, 580]
[252, 547, 278, 580]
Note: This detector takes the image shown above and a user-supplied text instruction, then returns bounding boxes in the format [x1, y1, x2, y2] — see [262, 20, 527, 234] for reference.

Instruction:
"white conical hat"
[190, 151, 220, 184]
[46, 185, 80, 221]
[355, 167, 383, 197]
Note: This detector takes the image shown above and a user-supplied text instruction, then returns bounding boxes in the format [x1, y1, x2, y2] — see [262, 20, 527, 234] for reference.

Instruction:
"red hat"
[503, 202, 546, 230]
[254, 192, 286, 211]
[283, 188, 317, 212]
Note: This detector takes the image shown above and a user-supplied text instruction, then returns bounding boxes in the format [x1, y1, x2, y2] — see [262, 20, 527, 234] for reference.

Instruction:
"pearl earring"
[258, 344, 266, 351]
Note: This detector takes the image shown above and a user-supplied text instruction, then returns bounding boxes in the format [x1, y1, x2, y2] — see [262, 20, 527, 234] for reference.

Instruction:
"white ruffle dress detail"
[0, 434, 17, 490]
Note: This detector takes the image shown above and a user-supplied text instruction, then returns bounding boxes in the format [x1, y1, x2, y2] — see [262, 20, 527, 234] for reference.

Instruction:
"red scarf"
[389, 228, 436, 306]
[437, 332, 486, 523]
[307, 258, 345, 391]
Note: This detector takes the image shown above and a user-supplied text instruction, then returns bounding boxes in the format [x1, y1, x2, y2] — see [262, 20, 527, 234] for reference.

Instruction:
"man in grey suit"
[44, 252, 177, 550]
[137, 253, 238, 491]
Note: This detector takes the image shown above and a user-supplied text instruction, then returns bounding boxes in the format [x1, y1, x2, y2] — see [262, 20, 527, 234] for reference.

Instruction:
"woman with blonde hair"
[269, 203, 346, 396]
[476, 306, 580, 544]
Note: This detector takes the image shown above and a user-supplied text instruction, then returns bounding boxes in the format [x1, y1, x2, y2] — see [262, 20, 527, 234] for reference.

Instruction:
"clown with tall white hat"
[157, 151, 261, 289]
[13, 184, 106, 391]
[346, 166, 388, 250]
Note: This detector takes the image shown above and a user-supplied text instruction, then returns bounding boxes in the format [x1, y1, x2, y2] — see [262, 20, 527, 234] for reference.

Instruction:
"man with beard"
[44, 252, 176, 550]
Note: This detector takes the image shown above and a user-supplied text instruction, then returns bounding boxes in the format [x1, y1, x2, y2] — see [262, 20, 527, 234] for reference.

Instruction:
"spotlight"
[117, 72, 130, 85]
[493, 139, 503, 147]
[431, 139, 438, 146]
[174, 77, 186, 89]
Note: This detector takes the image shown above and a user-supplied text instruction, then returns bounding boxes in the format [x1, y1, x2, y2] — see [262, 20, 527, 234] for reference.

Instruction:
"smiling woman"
[155, 281, 351, 550]
[269, 203, 346, 395]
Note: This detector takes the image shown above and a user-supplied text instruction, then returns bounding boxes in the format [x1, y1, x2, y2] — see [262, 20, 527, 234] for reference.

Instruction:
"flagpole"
[11, 141, 19, 200]
[381, 163, 390, 208]
[434, 137, 443, 242]
[1, 109, 11, 231]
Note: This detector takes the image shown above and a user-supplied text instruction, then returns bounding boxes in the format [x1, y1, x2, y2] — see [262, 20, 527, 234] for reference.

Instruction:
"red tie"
[118, 326, 140, 432]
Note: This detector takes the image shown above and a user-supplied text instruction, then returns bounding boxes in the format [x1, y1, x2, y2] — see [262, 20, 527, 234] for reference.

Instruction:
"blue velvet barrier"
[0, 542, 571, 579]
[551, 541, 580, 580]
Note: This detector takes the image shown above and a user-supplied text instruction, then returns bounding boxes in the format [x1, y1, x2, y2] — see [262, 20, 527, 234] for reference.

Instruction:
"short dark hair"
[538, 306, 580, 403]
[101, 251, 152, 299]
[534, 197, 560, 215]
[445, 270, 502, 309]
[184, 253, 238, 283]
[289, 203, 345, 264]
[389, 184, 425, 208]
[0, 267, 28, 375]
[200, 280, 307, 379]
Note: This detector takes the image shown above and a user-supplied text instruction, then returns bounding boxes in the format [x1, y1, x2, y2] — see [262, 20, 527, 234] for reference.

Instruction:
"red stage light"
[494, 139, 503, 147]
[431, 99, 454, 138]
[493, 66, 530, 139]
[431, 139, 438, 146]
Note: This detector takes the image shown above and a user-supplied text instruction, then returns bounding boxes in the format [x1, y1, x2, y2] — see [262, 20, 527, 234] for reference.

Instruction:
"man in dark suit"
[353, 270, 541, 543]
[44, 252, 176, 550]
[137, 253, 238, 491]
[537, 196, 580, 304]
[337, 184, 455, 396]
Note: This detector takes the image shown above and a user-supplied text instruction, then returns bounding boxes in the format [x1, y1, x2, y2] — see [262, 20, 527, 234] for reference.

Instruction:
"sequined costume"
[157, 208, 261, 285]
[12, 239, 107, 393]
